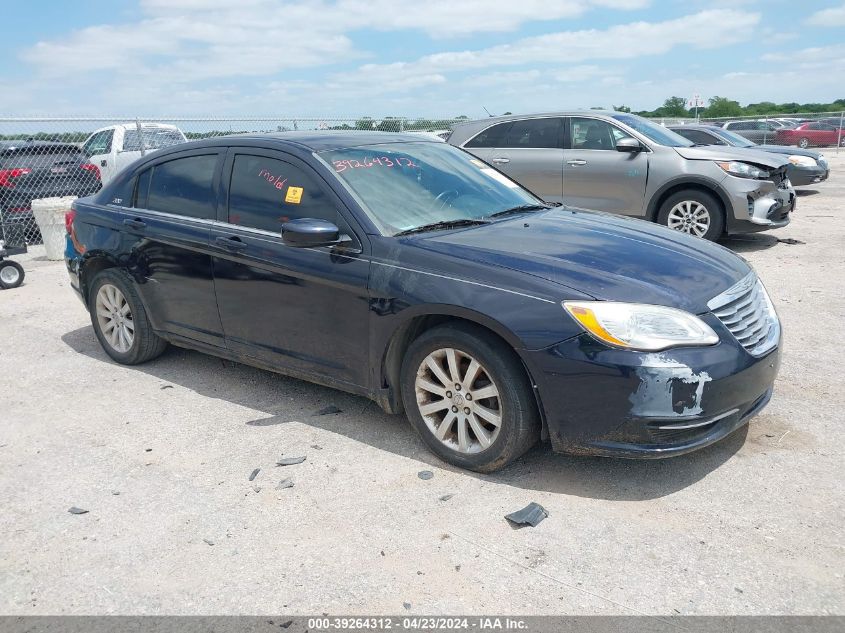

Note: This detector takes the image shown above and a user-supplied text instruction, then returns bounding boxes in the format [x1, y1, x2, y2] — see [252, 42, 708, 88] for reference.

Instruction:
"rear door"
[121, 149, 226, 347]
[209, 147, 371, 388]
[486, 118, 564, 203]
[562, 116, 648, 216]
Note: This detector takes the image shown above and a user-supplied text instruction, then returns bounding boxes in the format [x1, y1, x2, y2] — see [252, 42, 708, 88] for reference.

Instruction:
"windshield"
[713, 128, 756, 147]
[321, 142, 542, 236]
[610, 114, 694, 147]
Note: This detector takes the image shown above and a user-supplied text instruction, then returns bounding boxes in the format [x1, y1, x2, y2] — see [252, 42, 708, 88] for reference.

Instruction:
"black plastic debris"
[68, 507, 88, 515]
[777, 237, 805, 245]
[314, 405, 342, 416]
[418, 470, 434, 480]
[504, 502, 548, 528]
[160, 385, 173, 390]
[276, 478, 294, 490]
[439, 494, 454, 502]
[276, 456, 306, 466]
[249, 468, 260, 481]
[111, 491, 120, 496]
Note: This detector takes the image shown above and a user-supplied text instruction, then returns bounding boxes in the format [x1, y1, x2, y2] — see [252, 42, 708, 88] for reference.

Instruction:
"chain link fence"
[1, 112, 840, 246]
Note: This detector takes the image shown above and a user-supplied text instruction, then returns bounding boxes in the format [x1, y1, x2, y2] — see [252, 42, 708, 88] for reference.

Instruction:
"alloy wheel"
[0, 265, 21, 286]
[414, 347, 502, 454]
[95, 283, 135, 353]
[666, 201, 711, 237]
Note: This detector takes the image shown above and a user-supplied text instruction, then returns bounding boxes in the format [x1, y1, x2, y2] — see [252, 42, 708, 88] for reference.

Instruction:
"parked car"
[81, 123, 187, 185]
[447, 111, 794, 240]
[669, 124, 829, 186]
[65, 132, 781, 472]
[719, 120, 783, 144]
[775, 122, 845, 148]
[0, 140, 101, 245]
[819, 117, 845, 131]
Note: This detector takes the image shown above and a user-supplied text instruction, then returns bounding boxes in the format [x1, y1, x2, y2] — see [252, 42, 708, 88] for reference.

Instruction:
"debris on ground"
[68, 507, 88, 515]
[245, 418, 286, 427]
[276, 478, 294, 490]
[160, 385, 173, 390]
[313, 405, 342, 416]
[418, 470, 434, 480]
[203, 538, 214, 546]
[111, 491, 120, 496]
[310, 444, 323, 450]
[249, 468, 260, 481]
[403, 602, 411, 610]
[504, 502, 548, 528]
[252, 485, 261, 493]
[276, 456, 306, 466]
[777, 237, 805, 245]
[439, 494, 453, 501]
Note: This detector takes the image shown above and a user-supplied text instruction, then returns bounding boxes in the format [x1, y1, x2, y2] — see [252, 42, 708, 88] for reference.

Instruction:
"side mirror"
[281, 218, 340, 248]
[615, 137, 642, 153]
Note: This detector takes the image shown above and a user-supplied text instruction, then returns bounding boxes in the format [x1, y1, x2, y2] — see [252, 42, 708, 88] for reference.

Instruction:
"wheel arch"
[377, 307, 548, 441]
[78, 252, 122, 304]
[646, 177, 730, 223]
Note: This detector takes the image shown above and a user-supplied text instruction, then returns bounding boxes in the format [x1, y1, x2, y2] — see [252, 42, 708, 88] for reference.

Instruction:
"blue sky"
[1, 0, 844, 118]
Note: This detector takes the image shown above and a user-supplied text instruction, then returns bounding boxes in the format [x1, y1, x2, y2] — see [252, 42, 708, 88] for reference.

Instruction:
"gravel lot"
[1, 157, 843, 616]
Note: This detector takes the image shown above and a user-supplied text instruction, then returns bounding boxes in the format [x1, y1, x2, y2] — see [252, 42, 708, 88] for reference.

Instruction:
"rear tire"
[88, 268, 167, 365]
[657, 189, 724, 241]
[400, 322, 540, 473]
[0, 260, 24, 289]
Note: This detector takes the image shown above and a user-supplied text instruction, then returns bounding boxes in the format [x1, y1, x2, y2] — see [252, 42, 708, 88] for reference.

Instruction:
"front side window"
[321, 142, 540, 236]
[145, 154, 218, 219]
[464, 122, 512, 148]
[83, 130, 114, 157]
[227, 154, 336, 232]
[500, 118, 562, 149]
[569, 118, 619, 150]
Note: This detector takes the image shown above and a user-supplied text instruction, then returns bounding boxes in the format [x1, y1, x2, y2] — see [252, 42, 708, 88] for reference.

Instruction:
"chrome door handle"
[566, 159, 587, 166]
[491, 158, 510, 164]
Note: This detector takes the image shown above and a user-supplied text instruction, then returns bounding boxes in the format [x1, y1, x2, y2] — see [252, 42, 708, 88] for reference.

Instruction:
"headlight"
[788, 155, 817, 167]
[563, 301, 719, 351]
[716, 161, 769, 179]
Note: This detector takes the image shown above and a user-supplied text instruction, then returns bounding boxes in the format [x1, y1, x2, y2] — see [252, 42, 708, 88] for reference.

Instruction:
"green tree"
[703, 96, 743, 118]
[660, 97, 688, 118]
[612, 104, 632, 113]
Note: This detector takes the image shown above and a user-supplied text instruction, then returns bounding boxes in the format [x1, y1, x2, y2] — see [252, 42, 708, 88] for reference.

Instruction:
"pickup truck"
[81, 123, 187, 185]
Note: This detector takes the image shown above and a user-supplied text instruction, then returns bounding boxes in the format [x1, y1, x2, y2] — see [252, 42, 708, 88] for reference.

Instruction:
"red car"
[775, 122, 844, 148]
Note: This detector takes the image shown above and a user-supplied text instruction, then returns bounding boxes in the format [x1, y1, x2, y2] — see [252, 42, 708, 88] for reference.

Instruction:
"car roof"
[668, 124, 723, 131]
[173, 131, 442, 152]
[453, 110, 621, 127]
[0, 139, 82, 153]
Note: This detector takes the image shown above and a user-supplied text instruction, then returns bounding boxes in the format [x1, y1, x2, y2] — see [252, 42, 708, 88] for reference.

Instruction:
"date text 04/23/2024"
[306, 616, 528, 630]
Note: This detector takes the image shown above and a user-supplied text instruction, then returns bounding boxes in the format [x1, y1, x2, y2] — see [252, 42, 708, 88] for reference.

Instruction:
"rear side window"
[123, 129, 185, 152]
[227, 154, 336, 232]
[500, 118, 562, 149]
[144, 154, 218, 219]
[464, 122, 512, 148]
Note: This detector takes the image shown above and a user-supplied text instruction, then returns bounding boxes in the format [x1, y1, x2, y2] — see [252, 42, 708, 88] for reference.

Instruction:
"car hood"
[414, 208, 751, 314]
[674, 145, 789, 168]
[756, 144, 823, 160]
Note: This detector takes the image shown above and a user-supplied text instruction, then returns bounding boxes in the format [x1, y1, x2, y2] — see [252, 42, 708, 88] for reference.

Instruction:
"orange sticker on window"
[285, 186, 303, 204]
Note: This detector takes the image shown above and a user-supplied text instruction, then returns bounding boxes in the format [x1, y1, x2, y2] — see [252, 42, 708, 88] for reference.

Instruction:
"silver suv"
[447, 111, 795, 240]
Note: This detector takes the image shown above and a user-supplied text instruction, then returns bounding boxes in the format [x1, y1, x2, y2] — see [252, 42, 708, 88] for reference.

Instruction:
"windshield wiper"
[394, 218, 490, 236]
[487, 203, 551, 218]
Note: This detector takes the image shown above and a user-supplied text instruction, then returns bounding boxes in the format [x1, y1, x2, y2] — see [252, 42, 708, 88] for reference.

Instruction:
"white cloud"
[805, 3, 845, 27]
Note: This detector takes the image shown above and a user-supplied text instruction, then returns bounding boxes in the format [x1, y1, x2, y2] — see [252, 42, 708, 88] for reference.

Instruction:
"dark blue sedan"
[65, 132, 781, 472]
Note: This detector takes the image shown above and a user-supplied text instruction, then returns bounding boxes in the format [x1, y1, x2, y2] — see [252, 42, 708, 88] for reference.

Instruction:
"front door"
[562, 116, 648, 216]
[82, 129, 116, 183]
[210, 148, 371, 389]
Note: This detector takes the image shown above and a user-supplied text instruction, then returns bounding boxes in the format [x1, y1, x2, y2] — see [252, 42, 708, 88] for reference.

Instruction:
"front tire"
[88, 268, 167, 365]
[798, 137, 810, 149]
[0, 260, 24, 289]
[657, 190, 724, 241]
[400, 323, 540, 473]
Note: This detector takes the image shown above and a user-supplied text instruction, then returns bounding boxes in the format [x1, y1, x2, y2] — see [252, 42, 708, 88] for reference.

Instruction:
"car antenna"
[482, 106, 495, 117]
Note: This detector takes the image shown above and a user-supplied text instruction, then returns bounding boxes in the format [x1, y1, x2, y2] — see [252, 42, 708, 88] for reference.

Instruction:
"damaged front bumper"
[724, 172, 795, 234]
[521, 319, 781, 458]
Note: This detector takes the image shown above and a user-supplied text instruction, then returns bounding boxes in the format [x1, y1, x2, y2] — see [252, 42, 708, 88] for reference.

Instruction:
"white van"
[81, 123, 187, 184]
